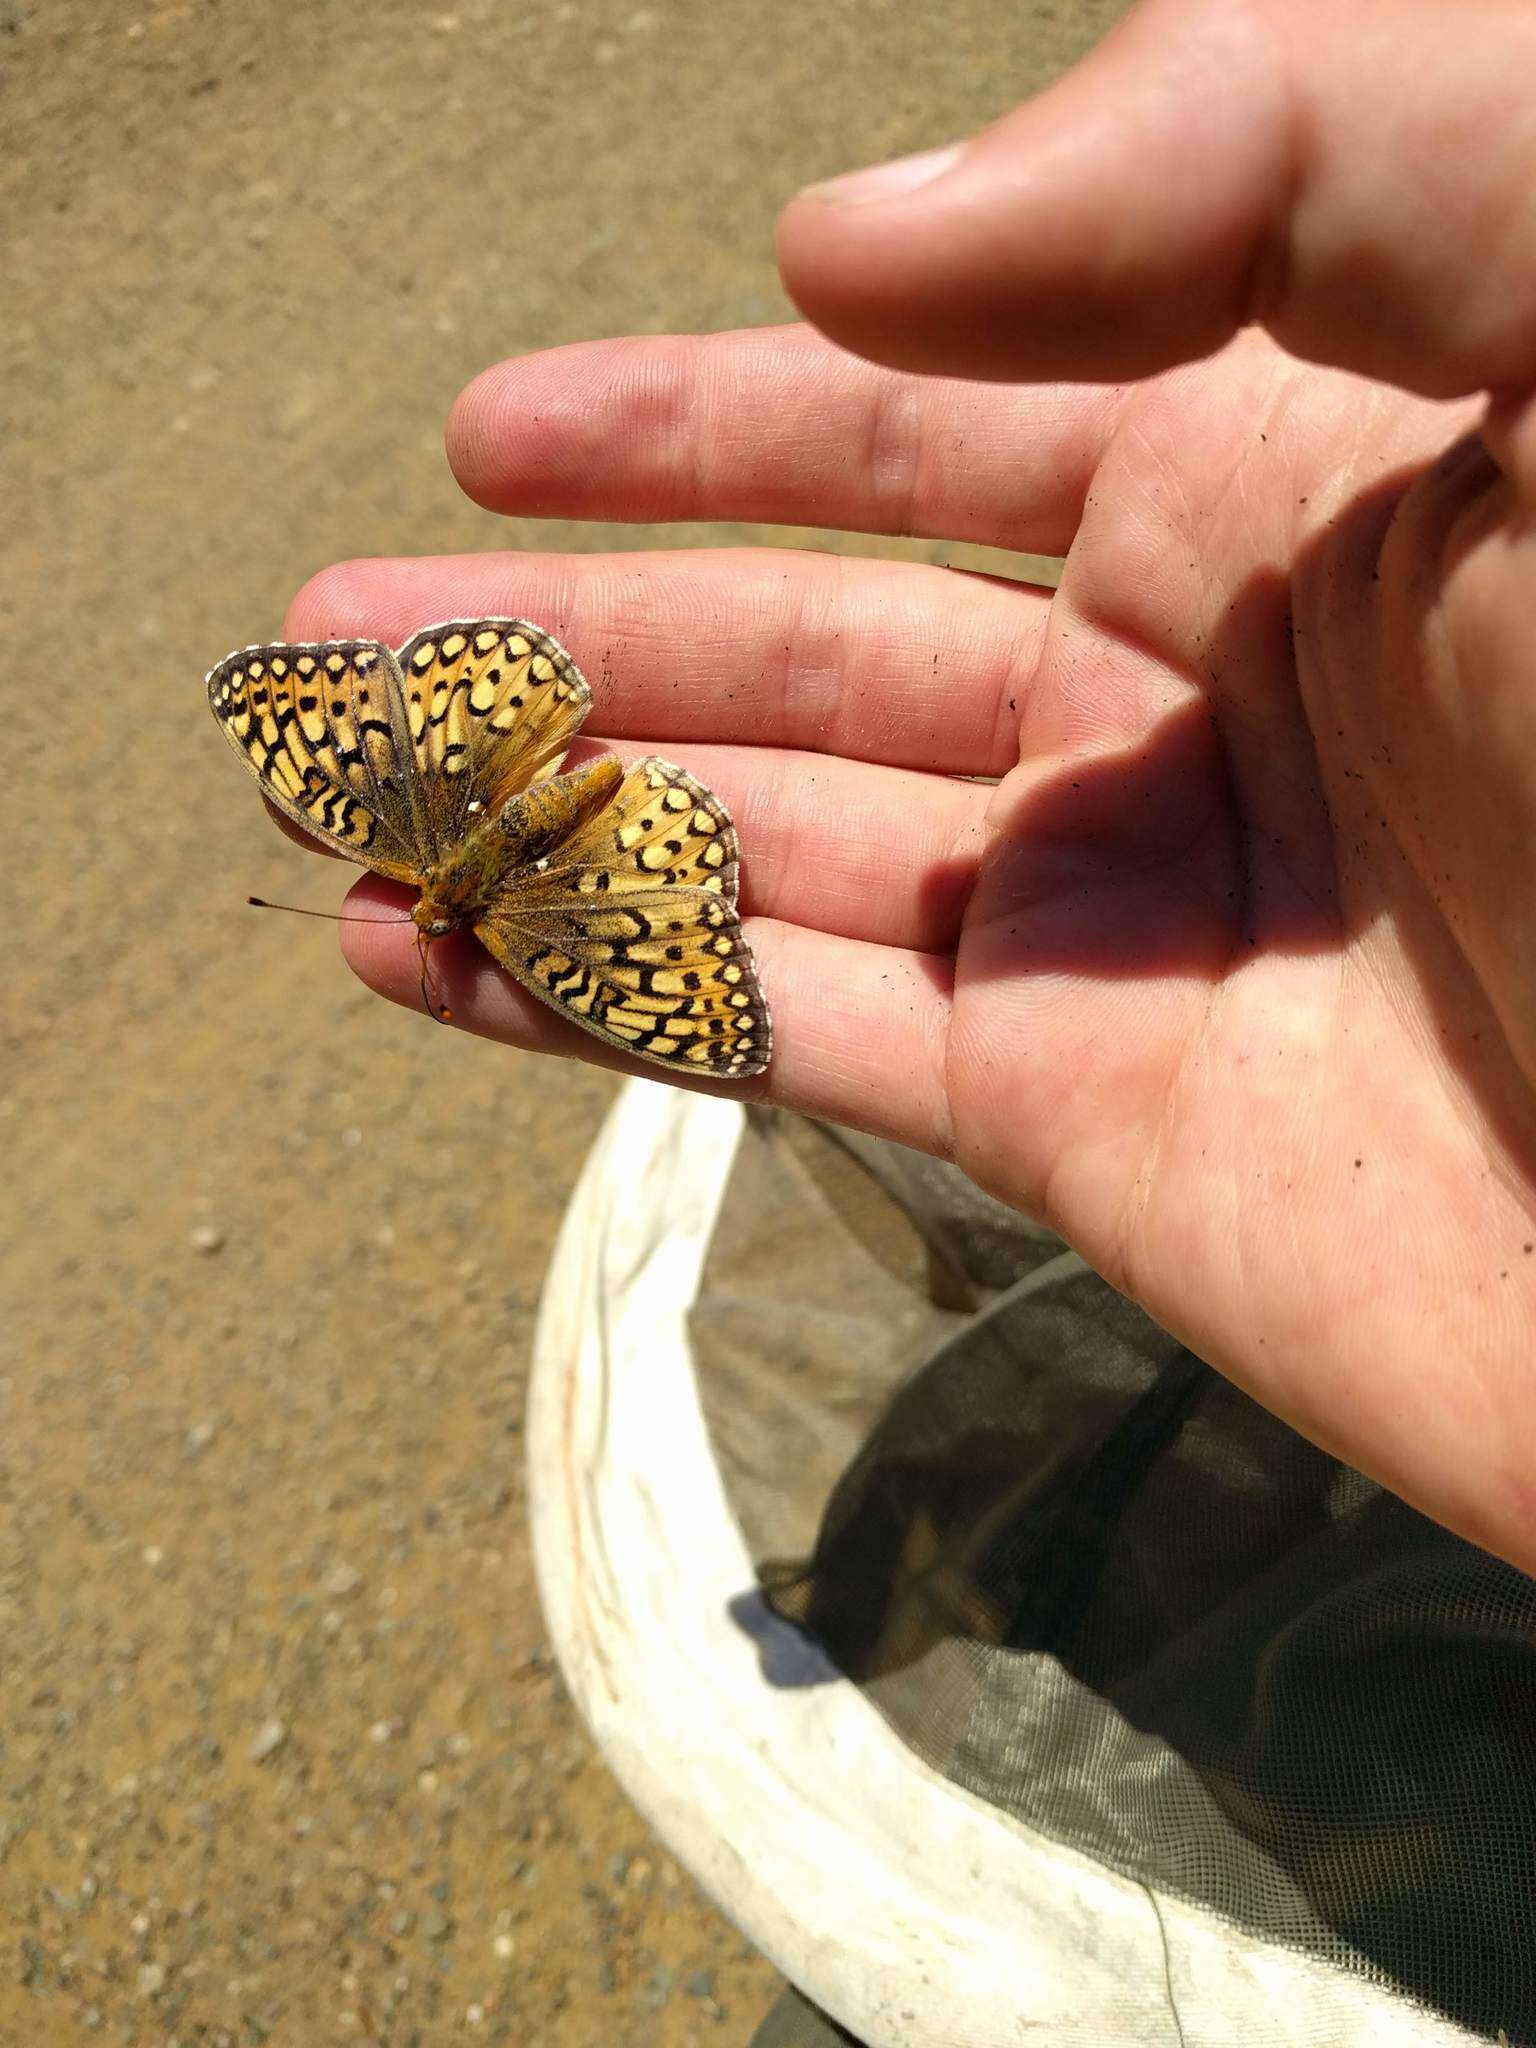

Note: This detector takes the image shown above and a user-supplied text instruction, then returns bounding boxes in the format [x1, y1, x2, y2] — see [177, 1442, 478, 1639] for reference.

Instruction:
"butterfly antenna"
[250, 897, 452, 1024]
[246, 895, 413, 925]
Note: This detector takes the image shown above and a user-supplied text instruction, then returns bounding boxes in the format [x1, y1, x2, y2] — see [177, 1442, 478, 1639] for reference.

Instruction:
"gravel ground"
[2, 1, 1119, 2041]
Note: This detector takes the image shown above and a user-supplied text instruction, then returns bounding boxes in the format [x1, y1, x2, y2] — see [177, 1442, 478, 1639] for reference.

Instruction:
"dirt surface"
[2, 2, 1121, 2042]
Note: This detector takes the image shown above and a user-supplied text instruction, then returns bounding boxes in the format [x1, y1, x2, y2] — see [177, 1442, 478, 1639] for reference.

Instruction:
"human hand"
[285, 0, 1536, 1570]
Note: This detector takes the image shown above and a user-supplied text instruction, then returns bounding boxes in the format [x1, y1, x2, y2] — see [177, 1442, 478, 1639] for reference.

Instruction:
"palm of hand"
[950, 335, 1535, 1539]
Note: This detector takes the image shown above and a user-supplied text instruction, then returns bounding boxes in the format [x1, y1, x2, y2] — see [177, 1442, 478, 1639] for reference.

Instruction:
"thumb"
[777, 0, 1536, 416]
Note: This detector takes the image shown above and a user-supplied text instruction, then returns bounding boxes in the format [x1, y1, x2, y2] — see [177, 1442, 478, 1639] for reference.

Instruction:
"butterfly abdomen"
[497, 755, 625, 869]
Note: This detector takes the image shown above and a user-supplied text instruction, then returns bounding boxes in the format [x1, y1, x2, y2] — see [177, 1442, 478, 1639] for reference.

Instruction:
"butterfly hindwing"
[207, 638, 425, 878]
[473, 757, 770, 1078]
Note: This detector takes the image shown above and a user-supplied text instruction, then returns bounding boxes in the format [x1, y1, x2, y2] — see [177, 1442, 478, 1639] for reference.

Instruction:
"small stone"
[320, 1560, 363, 1599]
[189, 1224, 225, 1255]
[138, 1962, 166, 1996]
[492, 1933, 515, 1961]
[421, 1908, 453, 1943]
[182, 1419, 217, 1461]
[686, 1970, 717, 2000]
[640, 1964, 673, 2010]
[249, 1719, 288, 1764]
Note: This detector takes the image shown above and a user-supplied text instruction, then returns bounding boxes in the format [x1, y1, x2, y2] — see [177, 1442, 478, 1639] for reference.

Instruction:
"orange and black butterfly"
[207, 618, 770, 1077]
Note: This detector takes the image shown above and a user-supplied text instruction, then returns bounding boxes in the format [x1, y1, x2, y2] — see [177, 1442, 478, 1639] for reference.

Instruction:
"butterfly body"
[207, 619, 770, 1077]
[410, 756, 625, 938]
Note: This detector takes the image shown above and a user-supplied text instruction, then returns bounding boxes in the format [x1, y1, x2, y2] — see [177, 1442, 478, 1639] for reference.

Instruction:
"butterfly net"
[668, 1109, 1536, 2048]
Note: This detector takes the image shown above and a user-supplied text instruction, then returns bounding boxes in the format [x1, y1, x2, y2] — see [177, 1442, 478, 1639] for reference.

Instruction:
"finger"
[448, 325, 1119, 557]
[777, 0, 1536, 407]
[337, 882, 955, 1158]
[286, 547, 1044, 777]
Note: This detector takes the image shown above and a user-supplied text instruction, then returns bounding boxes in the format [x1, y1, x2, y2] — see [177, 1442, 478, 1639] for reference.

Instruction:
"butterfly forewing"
[474, 758, 770, 1077]
[207, 638, 426, 878]
[393, 619, 590, 855]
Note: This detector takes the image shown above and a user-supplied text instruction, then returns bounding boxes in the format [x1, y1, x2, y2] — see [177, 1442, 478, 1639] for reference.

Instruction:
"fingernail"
[800, 141, 965, 207]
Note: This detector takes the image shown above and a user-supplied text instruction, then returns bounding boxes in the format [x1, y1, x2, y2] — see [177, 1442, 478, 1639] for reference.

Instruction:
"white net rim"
[527, 1080, 1478, 2048]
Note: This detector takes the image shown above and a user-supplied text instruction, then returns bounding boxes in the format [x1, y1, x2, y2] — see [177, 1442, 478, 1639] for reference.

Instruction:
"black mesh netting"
[690, 1113, 1536, 2048]
[749, 1988, 864, 2048]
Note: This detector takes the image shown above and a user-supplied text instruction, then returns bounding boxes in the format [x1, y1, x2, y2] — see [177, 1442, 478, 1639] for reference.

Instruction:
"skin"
[280, 0, 1536, 1573]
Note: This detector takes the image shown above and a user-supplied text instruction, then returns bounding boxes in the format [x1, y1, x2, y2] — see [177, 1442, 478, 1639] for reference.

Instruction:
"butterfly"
[207, 618, 771, 1077]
